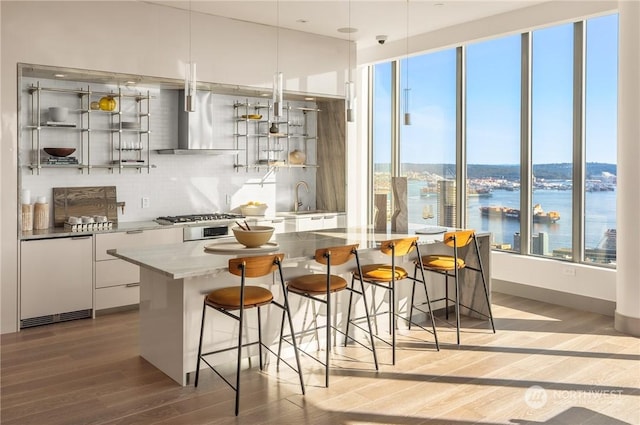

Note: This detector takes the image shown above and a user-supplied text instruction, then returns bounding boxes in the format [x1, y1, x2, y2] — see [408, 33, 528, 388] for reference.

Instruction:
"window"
[372, 63, 393, 227]
[531, 23, 574, 258]
[399, 50, 457, 229]
[584, 14, 618, 264]
[368, 14, 617, 269]
[466, 35, 522, 250]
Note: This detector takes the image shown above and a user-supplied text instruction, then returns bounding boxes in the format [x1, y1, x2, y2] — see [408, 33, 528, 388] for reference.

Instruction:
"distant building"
[532, 232, 549, 255]
[513, 231, 548, 255]
[437, 180, 456, 227]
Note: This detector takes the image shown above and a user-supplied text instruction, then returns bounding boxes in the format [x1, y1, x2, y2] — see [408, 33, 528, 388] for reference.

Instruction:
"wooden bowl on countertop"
[232, 226, 274, 248]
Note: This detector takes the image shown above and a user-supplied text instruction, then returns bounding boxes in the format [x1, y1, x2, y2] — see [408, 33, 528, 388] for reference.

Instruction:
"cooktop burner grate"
[155, 213, 244, 224]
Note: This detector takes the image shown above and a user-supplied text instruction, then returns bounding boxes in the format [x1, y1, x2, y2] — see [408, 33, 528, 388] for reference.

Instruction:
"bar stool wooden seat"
[412, 229, 495, 345]
[194, 253, 305, 416]
[278, 244, 378, 387]
[347, 237, 439, 365]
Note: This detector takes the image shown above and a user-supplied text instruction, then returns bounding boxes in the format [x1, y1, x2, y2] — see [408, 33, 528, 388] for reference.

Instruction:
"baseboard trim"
[615, 311, 640, 337]
[492, 279, 615, 317]
[95, 304, 139, 316]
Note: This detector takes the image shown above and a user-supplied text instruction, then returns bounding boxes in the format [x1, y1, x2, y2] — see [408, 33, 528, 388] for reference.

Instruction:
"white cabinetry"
[285, 213, 345, 232]
[20, 236, 93, 328]
[245, 217, 286, 234]
[94, 227, 182, 311]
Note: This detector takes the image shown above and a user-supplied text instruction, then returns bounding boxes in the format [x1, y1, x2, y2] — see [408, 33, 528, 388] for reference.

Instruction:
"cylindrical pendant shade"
[185, 62, 196, 112]
[403, 87, 411, 126]
[346, 80, 355, 122]
[273, 72, 283, 117]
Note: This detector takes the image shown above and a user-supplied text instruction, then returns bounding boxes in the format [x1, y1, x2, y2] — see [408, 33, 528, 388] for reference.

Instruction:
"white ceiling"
[143, 1, 550, 49]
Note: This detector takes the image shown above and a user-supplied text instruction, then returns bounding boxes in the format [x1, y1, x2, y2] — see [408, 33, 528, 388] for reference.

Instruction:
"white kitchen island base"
[113, 228, 493, 386]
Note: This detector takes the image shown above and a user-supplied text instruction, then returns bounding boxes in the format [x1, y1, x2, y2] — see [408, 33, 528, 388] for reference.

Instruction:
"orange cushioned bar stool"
[278, 244, 378, 388]
[347, 237, 439, 365]
[194, 253, 305, 416]
[412, 229, 495, 345]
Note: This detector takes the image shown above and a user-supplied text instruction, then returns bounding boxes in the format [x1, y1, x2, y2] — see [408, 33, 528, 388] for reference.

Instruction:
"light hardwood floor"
[2, 292, 639, 425]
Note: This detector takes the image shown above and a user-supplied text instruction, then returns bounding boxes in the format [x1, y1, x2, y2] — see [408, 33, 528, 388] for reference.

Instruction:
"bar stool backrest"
[314, 244, 359, 266]
[228, 253, 285, 278]
[380, 237, 419, 257]
[443, 230, 475, 248]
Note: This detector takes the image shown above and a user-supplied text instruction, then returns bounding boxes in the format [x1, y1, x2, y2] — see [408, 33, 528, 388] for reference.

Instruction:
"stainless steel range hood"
[157, 90, 240, 155]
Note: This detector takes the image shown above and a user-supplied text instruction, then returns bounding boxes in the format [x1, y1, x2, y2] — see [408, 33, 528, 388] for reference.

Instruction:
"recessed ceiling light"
[296, 19, 308, 24]
[125, 81, 137, 85]
[54, 73, 65, 78]
[304, 97, 315, 101]
[337, 27, 358, 34]
[260, 93, 270, 97]
[434, 2, 445, 7]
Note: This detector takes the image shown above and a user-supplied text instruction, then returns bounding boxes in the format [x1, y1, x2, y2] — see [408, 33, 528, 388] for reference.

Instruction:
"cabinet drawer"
[95, 227, 182, 261]
[254, 218, 286, 234]
[323, 215, 338, 229]
[95, 259, 139, 288]
[95, 285, 140, 311]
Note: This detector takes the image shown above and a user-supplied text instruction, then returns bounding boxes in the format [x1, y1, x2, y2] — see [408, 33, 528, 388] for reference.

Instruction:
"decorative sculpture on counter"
[391, 177, 408, 233]
[374, 193, 387, 231]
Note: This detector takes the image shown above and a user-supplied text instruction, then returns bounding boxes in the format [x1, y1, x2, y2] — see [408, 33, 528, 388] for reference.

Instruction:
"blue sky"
[374, 13, 618, 166]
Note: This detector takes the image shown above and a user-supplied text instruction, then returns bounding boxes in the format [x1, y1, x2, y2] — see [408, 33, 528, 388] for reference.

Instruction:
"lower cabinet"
[286, 213, 345, 232]
[20, 236, 93, 328]
[246, 217, 286, 233]
[94, 227, 182, 311]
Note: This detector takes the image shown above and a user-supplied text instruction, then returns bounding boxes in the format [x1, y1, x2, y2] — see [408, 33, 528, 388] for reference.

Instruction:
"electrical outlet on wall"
[141, 197, 150, 208]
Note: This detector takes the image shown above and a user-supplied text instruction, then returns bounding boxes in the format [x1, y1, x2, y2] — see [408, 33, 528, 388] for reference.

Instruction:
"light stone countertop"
[108, 227, 449, 280]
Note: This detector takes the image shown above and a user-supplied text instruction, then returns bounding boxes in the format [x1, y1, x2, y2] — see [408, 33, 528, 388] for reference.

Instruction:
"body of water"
[406, 180, 616, 253]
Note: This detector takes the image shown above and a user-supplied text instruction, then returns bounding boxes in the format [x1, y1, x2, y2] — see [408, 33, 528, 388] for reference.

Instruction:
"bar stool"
[412, 229, 495, 345]
[347, 237, 439, 366]
[278, 244, 378, 388]
[194, 253, 305, 416]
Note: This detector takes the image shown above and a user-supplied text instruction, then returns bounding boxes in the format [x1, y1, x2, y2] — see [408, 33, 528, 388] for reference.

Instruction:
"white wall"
[1, 1, 350, 333]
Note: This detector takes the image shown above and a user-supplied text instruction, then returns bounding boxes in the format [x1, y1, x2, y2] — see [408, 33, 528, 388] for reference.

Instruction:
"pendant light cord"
[276, 0, 280, 74]
[188, 0, 192, 64]
[405, 0, 409, 90]
[348, 0, 352, 82]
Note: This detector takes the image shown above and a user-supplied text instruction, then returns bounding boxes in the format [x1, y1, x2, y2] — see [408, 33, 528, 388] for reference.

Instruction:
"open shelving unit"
[25, 81, 154, 175]
[233, 99, 320, 174]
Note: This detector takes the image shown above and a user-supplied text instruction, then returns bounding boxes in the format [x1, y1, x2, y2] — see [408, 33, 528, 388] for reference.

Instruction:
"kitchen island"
[110, 227, 491, 385]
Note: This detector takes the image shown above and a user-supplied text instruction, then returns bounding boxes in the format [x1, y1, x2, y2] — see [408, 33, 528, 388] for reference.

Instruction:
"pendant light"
[273, 0, 283, 118]
[403, 0, 411, 125]
[345, 0, 355, 122]
[185, 0, 196, 112]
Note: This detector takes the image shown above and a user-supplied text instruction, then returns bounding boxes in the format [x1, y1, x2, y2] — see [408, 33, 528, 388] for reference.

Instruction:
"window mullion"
[520, 32, 532, 255]
[573, 21, 586, 262]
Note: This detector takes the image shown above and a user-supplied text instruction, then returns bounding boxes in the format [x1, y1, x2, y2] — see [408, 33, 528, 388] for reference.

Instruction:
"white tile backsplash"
[20, 77, 318, 224]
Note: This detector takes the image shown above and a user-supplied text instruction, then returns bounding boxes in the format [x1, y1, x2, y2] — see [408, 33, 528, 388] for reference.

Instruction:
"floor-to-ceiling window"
[399, 50, 457, 229]
[466, 35, 522, 250]
[372, 63, 393, 226]
[584, 14, 618, 265]
[531, 23, 574, 259]
[369, 14, 617, 270]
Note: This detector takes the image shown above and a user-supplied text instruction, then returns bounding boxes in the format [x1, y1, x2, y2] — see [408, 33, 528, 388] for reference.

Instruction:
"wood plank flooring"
[2, 292, 639, 424]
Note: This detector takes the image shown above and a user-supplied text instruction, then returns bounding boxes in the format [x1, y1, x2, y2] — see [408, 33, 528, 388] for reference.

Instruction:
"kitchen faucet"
[294, 181, 309, 212]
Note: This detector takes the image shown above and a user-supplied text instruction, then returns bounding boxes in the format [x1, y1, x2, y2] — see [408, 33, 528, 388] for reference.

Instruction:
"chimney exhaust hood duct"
[157, 90, 240, 155]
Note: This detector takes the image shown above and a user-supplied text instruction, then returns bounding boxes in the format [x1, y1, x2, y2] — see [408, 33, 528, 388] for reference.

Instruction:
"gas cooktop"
[155, 213, 244, 225]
